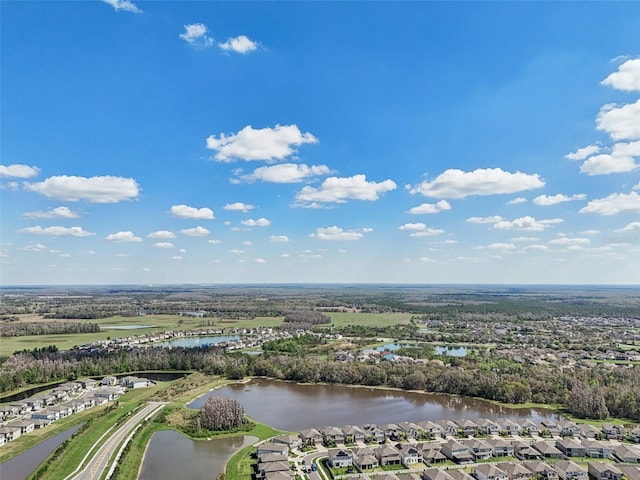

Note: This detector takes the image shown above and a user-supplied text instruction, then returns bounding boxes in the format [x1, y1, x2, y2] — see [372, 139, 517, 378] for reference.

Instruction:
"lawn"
[325, 312, 413, 327]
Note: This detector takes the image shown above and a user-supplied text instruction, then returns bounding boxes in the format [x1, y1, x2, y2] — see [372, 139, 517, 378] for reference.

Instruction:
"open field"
[323, 312, 413, 327]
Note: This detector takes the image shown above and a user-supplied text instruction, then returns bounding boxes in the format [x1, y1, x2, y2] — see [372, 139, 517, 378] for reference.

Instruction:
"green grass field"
[324, 312, 413, 327]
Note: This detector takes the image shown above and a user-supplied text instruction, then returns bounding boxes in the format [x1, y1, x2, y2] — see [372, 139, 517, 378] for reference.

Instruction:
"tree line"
[0, 321, 100, 337]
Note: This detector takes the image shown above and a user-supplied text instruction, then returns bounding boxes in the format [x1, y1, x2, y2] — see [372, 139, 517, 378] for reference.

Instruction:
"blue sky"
[1, 1, 640, 285]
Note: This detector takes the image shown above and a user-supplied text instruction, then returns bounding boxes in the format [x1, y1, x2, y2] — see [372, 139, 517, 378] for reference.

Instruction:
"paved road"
[70, 402, 165, 480]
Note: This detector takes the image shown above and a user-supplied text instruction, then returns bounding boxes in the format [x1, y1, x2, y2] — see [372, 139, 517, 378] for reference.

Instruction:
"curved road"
[70, 402, 165, 480]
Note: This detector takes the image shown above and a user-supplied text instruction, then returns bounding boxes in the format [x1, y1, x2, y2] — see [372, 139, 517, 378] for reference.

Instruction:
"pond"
[189, 377, 559, 432]
[155, 335, 239, 348]
[138, 431, 257, 480]
[434, 345, 468, 357]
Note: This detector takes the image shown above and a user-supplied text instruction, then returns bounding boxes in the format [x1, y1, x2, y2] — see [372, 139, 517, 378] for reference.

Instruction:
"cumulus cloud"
[565, 144, 601, 161]
[238, 163, 332, 183]
[219, 35, 258, 54]
[223, 202, 255, 212]
[23, 206, 80, 219]
[580, 191, 640, 215]
[512, 236, 541, 242]
[465, 215, 503, 224]
[270, 235, 289, 243]
[152, 242, 175, 248]
[596, 99, 640, 140]
[254, 257, 266, 263]
[615, 221, 640, 232]
[493, 216, 564, 231]
[179, 226, 210, 237]
[309, 226, 371, 241]
[20, 225, 95, 237]
[486, 243, 516, 250]
[179, 23, 213, 49]
[147, 230, 176, 239]
[170, 204, 214, 220]
[548, 237, 591, 246]
[23, 243, 47, 252]
[409, 168, 544, 199]
[241, 218, 271, 227]
[580, 153, 639, 175]
[523, 244, 550, 251]
[398, 223, 444, 237]
[25, 175, 140, 203]
[533, 193, 586, 206]
[206, 124, 318, 162]
[296, 174, 397, 204]
[0, 164, 40, 178]
[408, 200, 451, 214]
[602, 58, 640, 92]
[506, 197, 527, 205]
[208, 239, 222, 244]
[102, 0, 142, 13]
[105, 231, 142, 242]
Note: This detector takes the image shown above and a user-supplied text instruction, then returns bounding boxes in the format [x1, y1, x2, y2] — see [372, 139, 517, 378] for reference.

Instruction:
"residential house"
[498, 462, 533, 480]
[614, 445, 640, 463]
[587, 463, 622, 480]
[477, 418, 501, 435]
[342, 425, 366, 444]
[399, 421, 422, 440]
[533, 441, 564, 458]
[363, 424, 386, 444]
[517, 420, 539, 435]
[474, 463, 509, 480]
[352, 447, 379, 471]
[487, 438, 514, 457]
[558, 421, 581, 438]
[101, 376, 117, 386]
[0, 405, 19, 419]
[523, 462, 559, 480]
[423, 468, 457, 480]
[371, 474, 401, 480]
[464, 438, 493, 460]
[10, 402, 31, 415]
[321, 426, 345, 445]
[618, 466, 640, 480]
[328, 449, 353, 468]
[8, 419, 35, 435]
[273, 434, 302, 450]
[76, 378, 98, 390]
[441, 439, 473, 464]
[299, 428, 322, 446]
[540, 420, 561, 437]
[0, 432, 5, 447]
[554, 461, 588, 480]
[380, 423, 403, 440]
[24, 397, 44, 411]
[32, 418, 52, 429]
[256, 461, 290, 480]
[556, 438, 586, 457]
[31, 410, 59, 422]
[375, 444, 402, 466]
[422, 446, 447, 464]
[601, 423, 625, 440]
[450, 470, 477, 480]
[579, 425, 601, 440]
[631, 427, 640, 443]
[93, 388, 120, 401]
[497, 419, 521, 436]
[257, 453, 288, 464]
[396, 443, 423, 466]
[581, 439, 611, 459]
[438, 420, 460, 437]
[515, 445, 542, 461]
[0, 425, 21, 442]
[457, 419, 479, 437]
[419, 421, 444, 438]
[257, 442, 289, 457]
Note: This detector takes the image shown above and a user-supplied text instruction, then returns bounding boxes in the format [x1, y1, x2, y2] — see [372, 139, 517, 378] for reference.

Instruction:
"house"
[380, 423, 403, 440]
[618, 466, 640, 480]
[321, 426, 345, 445]
[396, 443, 423, 466]
[422, 446, 447, 464]
[119, 376, 153, 389]
[398, 421, 422, 440]
[8, 419, 35, 435]
[363, 424, 386, 443]
[450, 470, 477, 480]
[464, 438, 493, 460]
[101, 376, 117, 386]
[264, 471, 294, 480]
[299, 428, 322, 446]
[419, 420, 444, 438]
[441, 439, 473, 464]
[328, 449, 353, 468]
[372, 474, 401, 480]
[533, 441, 564, 458]
[0, 425, 22, 442]
[539, 420, 561, 437]
[497, 419, 521, 436]
[68, 400, 86, 414]
[556, 438, 586, 457]
[631, 427, 640, 443]
[498, 462, 533, 480]
[477, 418, 501, 435]
[558, 421, 581, 437]
[93, 387, 120, 401]
[0, 432, 6, 447]
[31, 410, 59, 422]
[76, 378, 98, 390]
[474, 463, 509, 480]
[257, 452, 288, 464]
[256, 461, 290, 480]
[614, 445, 640, 463]
[342, 425, 366, 444]
[32, 418, 53, 429]
[601, 423, 625, 440]
[438, 420, 460, 437]
[579, 424, 601, 440]
[352, 447, 379, 470]
[0, 405, 19, 419]
[50, 405, 73, 418]
[257, 442, 289, 457]
[523, 462, 559, 480]
[375, 444, 402, 466]
[24, 397, 44, 411]
[588, 463, 622, 480]
[516, 446, 542, 461]
[457, 419, 479, 437]
[554, 461, 588, 480]
[273, 434, 301, 450]
[423, 468, 457, 480]
[517, 420, 539, 435]
[487, 438, 514, 457]
[581, 439, 611, 459]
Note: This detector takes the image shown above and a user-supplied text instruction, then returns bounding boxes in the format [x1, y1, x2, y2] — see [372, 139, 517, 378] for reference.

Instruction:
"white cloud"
[408, 200, 451, 214]
[254, 258, 267, 264]
[565, 144, 601, 161]
[548, 237, 591, 246]
[0, 164, 40, 178]
[102, 0, 142, 13]
[239, 163, 332, 183]
[309, 226, 371, 241]
[270, 235, 290, 243]
[493, 216, 564, 231]
[523, 244, 550, 251]
[23, 243, 47, 252]
[170, 204, 214, 220]
[25, 175, 140, 203]
[580, 191, 640, 215]
[409, 167, 544, 199]
[418, 257, 436, 263]
[23, 206, 80, 219]
[533, 193, 586, 206]
[223, 202, 255, 212]
[208, 239, 222, 244]
[506, 197, 527, 205]
[465, 215, 503, 224]
[602, 58, 640, 92]
[147, 230, 176, 239]
[152, 242, 175, 249]
[228, 249, 244, 254]
[105, 231, 142, 242]
[219, 35, 258, 54]
[580, 154, 638, 175]
[486, 243, 516, 250]
[398, 223, 444, 237]
[20, 225, 95, 237]
[581, 229, 601, 235]
[596, 99, 640, 140]
[242, 241, 252, 246]
[241, 218, 271, 227]
[206, 124, 318, 162]
[296, 174, 397, 203]
[172, 256, 183, 261]
[179, 226, 210, 237]
[179, 23, 213, 49]
[615, 221, 640, 232]
[511, 236, 541, 242]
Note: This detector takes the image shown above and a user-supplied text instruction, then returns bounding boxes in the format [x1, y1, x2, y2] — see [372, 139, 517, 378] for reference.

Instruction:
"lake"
[155, 335, 239, 348]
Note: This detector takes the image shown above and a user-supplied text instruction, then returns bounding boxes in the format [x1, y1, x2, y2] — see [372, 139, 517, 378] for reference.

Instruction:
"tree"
[197, 396, 246, 431]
